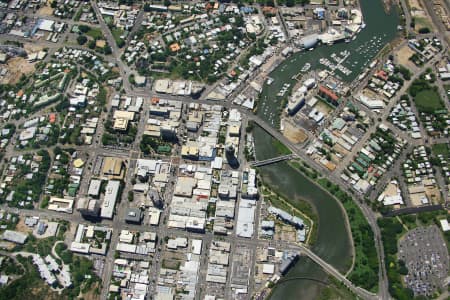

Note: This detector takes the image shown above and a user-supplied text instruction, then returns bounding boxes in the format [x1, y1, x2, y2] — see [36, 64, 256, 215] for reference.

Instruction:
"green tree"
[418, 27, 430, 34]
[77, 35, 87, 45]
[78, 25, 91, 33]
[88, 40, 96, 49]
[116, 39, 125, 48]
[286, 0, 295, 7]
[103, 45, 112, 55]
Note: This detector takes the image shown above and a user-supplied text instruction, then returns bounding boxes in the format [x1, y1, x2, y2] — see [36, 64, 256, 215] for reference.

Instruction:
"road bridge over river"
[250, 154, 297, 167]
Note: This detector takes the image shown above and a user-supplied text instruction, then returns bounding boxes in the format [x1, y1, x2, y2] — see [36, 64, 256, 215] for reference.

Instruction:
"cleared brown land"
[283, 121, 308, 144]
[2, 57, 36, 84]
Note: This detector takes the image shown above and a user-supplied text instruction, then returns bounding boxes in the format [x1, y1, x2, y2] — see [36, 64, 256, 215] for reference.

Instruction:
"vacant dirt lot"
[37, 5, 54, 16]
[24, 43, 44, 53]
[274, 224, 296, 243]
[283, 120, 308, 144]
[414, 15, 434, 32]
[394, 45, 417, 70]
[1, 57, 36, 84]
[15, 218, 33, 234]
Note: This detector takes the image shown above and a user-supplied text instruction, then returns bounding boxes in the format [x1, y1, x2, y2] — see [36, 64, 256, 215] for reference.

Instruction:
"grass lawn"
[444, 84, 450, 99]
[432, 143, 450, 156]
[103, 15, 113, 26]
[414, 17, 433, 33]
[318, 277, 358, 300]
[111, 28, 125, 47]
[73, 7, 83, 21]
[271, 139, 291, 155]
[86, 27, 103, 40]
[413, 89, 444, 113]
[168, 62, 186, 79]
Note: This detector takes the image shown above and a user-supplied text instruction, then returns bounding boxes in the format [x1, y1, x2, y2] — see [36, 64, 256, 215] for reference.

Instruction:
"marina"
[253, 0, 400, 299]
[319, 50, 352, 76]
[301, 63, 311, 73]
[276, 83, 291, 97]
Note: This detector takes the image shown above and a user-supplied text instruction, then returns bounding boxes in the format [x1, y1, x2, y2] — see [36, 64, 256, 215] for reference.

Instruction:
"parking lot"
[398, 225, 449, 296]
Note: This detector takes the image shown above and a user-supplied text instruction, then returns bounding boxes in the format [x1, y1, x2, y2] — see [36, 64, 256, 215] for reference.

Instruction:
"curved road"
[6, 2, 445, 299]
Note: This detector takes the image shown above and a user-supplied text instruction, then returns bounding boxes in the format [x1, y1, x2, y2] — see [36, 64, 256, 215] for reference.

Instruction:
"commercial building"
[100, 180, 121, 219]
[102, 157, 125, 180]
[181, 144, 200, 160]
[279, 253, 299, 275]
[70, 224, 112, 255]
[2, 230, 27, 244]
[168, 196, 207, 232]
[48, 197, 74, 213]
[261, 220, 275, 230]
[357, 94, 384, 109]
[134, 75, 146, 86]
[206, 240, 231, 284]
[262, 264, 275, 274]
[37, 19, 55, 32]
[77, 197, 101, 217]
[149, 208, 161, 225]
[299, 34, 319, 49]
[268, 206, 304, 229]
[112, 110, 135, 131]
[242, 168, 258, 199]
[318, 85, 339, 104]
[174, 177, 197, 197]
[125, 208, 143, 224]
[135, 159, 170, 183]
[191, 239, 202, 255]
[236, 199, 256, 238]
[287, 97, 305, 116]
[88, 179, 102, 197]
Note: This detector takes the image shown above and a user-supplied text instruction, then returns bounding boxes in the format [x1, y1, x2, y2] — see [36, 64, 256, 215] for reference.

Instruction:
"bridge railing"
[250, 154, 297, 167]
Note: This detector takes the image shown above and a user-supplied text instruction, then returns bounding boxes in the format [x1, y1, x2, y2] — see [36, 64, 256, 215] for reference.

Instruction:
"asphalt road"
[3, 3, 450, 300]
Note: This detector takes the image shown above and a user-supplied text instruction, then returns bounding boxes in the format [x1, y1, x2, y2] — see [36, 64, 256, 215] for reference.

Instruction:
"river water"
[253, 0, 399, 299]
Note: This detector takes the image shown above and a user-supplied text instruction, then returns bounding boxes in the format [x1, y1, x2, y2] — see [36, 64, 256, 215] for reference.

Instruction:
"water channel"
[253, 0, 399, 298]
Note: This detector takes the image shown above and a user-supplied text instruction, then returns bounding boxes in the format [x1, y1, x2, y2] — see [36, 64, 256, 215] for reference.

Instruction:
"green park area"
[414, 89, 444, 113]
[409, 79, 445, 113]
[86, 27, 103, 40]
[432, 143, 450, 157]
[316, 178, 379, 292]
[111, 28, 125, 48]
[271, 139, 291, 155]
[318, 277, 358, 300]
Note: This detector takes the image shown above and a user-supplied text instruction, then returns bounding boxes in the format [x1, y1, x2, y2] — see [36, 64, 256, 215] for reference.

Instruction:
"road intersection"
[1, 2, 450, 299]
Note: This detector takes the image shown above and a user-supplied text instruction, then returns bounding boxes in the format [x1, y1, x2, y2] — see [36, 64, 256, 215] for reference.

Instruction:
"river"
[253, 0, 399, 299]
